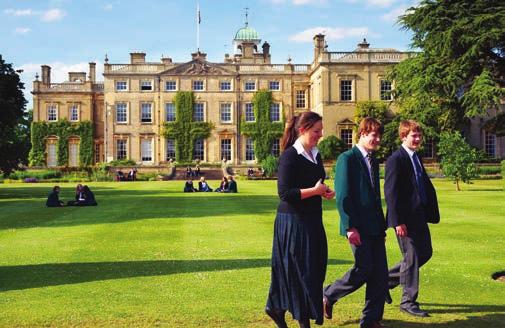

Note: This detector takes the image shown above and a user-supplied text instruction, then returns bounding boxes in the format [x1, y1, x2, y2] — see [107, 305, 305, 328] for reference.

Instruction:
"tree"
[389, 0, 505, 133]
[437, 131, 479, 191]
[0, 54, 28, 175]
[318, 135, 347, 161]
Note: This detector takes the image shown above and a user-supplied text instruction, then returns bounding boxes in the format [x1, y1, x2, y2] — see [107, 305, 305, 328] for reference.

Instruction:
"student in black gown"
[80, 185, 97, 206]
[46, 185, 64, 207]
[67, 184, 84, 206]
[266, 112, 335, 328]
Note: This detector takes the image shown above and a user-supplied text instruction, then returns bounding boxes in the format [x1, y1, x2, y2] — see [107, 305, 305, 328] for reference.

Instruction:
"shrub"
[261, 155, 279, 177]
[502, 160, 505, 179]
[318, 135, 347, 161]
[9, 170, 62, 180]
[108, 159, 136, 167]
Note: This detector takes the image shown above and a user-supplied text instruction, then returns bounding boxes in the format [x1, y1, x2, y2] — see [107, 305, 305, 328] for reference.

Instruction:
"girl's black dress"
[266, 146, 328, 324]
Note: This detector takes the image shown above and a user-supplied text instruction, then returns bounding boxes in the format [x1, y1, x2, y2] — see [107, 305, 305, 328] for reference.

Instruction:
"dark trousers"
[388, 223, 432, 309]
[324, 235, 388, 326]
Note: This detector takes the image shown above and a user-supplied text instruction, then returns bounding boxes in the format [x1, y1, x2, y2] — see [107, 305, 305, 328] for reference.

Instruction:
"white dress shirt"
[356, 144, 373, 184]
[293, 138, 319, 164]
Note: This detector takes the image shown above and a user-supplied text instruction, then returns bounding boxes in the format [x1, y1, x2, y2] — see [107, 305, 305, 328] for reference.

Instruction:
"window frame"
[244, 80, 256, 92]
[47, 104, 58, 122]
[140, 102, 153, 124]
[165, 80, 177, 92]
[220, 80, 232, 91]
[245, 137, 255, 161]
[220, 102, 232, 123]
[115, 80, 128, 92]
[116, 138, 128, 160]
[140, 80, 153, 91]
[165, 102, 176, 122]
[115, 102, 128, 124]
[141, 138, 153, 162]
[340, 79, 353, 102]
[192, 80, 204, 91]
[193, 102, 205, 122]
[269, 80, 280, 91]
[269, 103, 281, 122]
[244, 102, 255, 122]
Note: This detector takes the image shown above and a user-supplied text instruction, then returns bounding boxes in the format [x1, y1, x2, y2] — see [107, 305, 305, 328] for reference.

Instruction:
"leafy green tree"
[0, 54, 29, 175]
[389, 0, 505, 133]
[260, 155, 279, 178]
[318, 135, 347, 161]
[437, 131, 479, 191]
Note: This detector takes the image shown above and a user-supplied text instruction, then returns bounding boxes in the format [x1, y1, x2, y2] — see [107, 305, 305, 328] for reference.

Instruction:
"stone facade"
[31, 27, 504, 167]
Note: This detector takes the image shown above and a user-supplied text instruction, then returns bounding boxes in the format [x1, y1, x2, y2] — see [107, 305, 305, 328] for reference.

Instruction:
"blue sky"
[1, 0, 418, 107]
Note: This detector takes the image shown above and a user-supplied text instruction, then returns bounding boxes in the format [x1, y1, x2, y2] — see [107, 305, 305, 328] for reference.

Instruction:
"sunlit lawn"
[0, 179, 503, 327]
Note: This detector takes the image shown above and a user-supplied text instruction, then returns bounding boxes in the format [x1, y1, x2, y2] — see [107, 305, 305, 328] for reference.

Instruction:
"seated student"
[214, 176, 228, 192]
[79, 185, 97, 206]
[183, 179, 198, 192]
[247, 167, 254, 177]
[186, 166, 193, 178]
[195, 164, 201, 177]
[67, 184, 84, 206]
[224, 175, 238, 193]
[46, 186, 64, 207]
[116, 170, 125, 182]
[128, 168, 137, 181]
[198, 177, 213, 192]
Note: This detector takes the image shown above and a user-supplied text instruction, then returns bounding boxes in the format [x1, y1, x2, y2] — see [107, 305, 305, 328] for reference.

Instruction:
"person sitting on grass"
[224, 175, 238, 193]
[46, 186, 64, 207]
[184, 179, 198, 192]
[198, 177, 213, 192]
[67, 184, 84, 206]
[79, 185, 97, 206]
[214, 176, 229, 192]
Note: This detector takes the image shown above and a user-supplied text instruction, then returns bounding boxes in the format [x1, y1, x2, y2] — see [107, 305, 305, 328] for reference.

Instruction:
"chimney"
[161, 57, 172, 65]
[357, 38, 370, 50]
[262, 41, 270, 57]
[130, 52, 146, 64]
[89, 62, 96, 83]
[313, 34, 325, 62]
[41, 65, 51, 85]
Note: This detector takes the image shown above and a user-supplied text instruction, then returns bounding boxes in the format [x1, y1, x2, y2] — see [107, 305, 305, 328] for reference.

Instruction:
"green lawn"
[0, 179, 504, 327]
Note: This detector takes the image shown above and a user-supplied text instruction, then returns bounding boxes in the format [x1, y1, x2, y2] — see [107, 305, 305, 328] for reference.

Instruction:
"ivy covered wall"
[29, 120, 94, 167]
[241, 90, 284, 162]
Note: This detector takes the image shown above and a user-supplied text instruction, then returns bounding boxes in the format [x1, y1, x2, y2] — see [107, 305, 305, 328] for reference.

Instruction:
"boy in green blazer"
[323, 118, 388, 328]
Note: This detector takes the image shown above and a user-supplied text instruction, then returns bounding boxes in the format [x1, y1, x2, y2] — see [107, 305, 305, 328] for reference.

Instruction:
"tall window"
[484, 131, 496, 158]
[380, 80, 392, 101]
[220, 103, 232, 123]
[116, 139, 127, 160]
[46, 140, 57, 167]
[193, 138, 204, 160]
[245, 81, 256, 91]
[340, 129, 353, 150]
[165, 80, 177, 91]
[116, 81, 127, 91]
[245, 138, 255, 161]
[166, 139, 176, 161]
[245, 103, 255, 122]
[141, 103, 152, 123]
[220, 80, 231, 91]
[192, 80, 204, 91]
[141, 139, 153, 161]
[68, 141, 79, 167]
[141, 80, 153, 91]
[423, 139, 434, 158]
[271, 138, 280, 157]
[340, 80, 352, 101]
[47, 104, 57, 121]
[269, 81, 280, 91]
[165, 103, 176, 122]
[193, 103, 204, 122]
[221, 139, 232, 161]
[296, 90, 306, 109]
[95, 143, 101, 163]
[116, 103, 127, 123]
[270, 103, 280, 122]
[69, 104, 79, 121]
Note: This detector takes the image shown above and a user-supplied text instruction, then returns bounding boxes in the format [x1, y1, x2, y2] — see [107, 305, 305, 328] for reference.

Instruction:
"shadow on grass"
[0, 258, 351, 292]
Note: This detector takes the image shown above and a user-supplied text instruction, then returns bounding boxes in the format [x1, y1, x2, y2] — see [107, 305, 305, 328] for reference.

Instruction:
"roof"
[234, 26, 260, 41]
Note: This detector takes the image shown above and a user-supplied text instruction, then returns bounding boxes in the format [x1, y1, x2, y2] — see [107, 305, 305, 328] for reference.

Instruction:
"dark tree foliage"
[0, 55, 29, 175]
[389, 0, 505, 133]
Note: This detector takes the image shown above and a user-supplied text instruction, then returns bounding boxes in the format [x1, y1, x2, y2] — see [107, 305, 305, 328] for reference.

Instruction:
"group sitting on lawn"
[46, 184, 98, 207]
[183, 175, 237, 193]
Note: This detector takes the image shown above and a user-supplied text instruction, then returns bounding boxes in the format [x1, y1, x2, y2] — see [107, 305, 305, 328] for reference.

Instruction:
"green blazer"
[334, 146, 386, 237]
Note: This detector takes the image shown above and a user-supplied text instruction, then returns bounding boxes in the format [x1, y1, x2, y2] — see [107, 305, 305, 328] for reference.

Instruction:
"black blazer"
[384, 147, 440, 228]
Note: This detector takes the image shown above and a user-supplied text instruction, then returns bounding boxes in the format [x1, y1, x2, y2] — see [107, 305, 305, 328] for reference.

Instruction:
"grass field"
[0, 179, 504, 327]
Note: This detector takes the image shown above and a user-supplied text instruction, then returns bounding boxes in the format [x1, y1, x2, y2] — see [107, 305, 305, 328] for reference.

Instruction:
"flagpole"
[196, 2, 200, 52]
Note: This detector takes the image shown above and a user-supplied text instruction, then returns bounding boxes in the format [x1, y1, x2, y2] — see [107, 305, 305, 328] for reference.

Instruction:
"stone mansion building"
[31, 24, 504, 167]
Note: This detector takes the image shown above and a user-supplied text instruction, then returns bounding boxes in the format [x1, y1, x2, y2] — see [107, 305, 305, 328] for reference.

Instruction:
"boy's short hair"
[358, 117, 384, 136]
[398, 120, 422, 139]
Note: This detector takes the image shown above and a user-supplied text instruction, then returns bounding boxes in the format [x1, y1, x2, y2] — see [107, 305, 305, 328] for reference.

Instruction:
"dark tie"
[413, 152, 427, 204]
[366, 153, 375, 189]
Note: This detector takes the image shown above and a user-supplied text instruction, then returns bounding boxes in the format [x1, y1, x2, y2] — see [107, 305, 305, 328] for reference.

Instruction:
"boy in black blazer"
[384, 120, 440, 317]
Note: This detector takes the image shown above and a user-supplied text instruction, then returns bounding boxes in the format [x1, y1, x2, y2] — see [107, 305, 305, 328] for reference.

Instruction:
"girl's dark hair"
[280, 111, 322, 151]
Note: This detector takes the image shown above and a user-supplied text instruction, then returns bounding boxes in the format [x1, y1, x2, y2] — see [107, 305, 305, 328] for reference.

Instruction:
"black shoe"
[323, 296, 333, 319]
[385, 291, 392, 304]
[265, 307, 288, 328]
[298, 318, 311, 328]
[400, 306, 429, 317]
